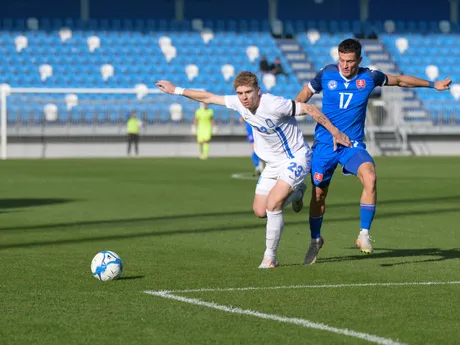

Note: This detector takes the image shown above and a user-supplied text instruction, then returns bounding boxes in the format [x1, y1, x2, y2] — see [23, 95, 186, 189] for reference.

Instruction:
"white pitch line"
[148, 280, 460, 294]
[145, 290, 407, 345]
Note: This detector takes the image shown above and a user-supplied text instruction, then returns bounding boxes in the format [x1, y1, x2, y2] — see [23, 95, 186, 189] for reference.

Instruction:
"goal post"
[0, 86, 244, 159]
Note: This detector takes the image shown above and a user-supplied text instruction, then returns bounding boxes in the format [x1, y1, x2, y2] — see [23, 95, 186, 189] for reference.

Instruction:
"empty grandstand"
[0, 0, 459, 158]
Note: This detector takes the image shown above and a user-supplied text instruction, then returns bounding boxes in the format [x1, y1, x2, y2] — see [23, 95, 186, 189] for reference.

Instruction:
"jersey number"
[339, 92, 353, 109]
[287, 162, 304, 177]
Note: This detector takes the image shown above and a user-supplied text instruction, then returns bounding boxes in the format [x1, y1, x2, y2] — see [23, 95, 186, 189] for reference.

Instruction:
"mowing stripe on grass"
[145, 290, 407, 345]
[157, 280, 460, 293]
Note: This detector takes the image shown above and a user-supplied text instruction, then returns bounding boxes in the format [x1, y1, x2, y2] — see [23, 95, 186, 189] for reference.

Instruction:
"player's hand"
[435, 78, 452, 91]
[191, 124, 197, 135]
[212, 125, 218, 135]
[332, 131, 352, 151]
[156, 80, 176, 94]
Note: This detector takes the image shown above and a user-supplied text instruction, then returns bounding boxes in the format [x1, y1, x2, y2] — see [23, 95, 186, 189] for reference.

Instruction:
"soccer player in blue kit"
[295, 38, 452, 264]
[242, 119, 265, 176]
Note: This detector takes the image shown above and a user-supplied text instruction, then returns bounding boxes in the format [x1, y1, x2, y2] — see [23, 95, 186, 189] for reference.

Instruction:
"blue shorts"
[311, 141, 375, 188]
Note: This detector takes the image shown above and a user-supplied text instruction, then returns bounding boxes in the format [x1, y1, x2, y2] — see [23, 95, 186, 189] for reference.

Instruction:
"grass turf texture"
[1, 157, 459, 345]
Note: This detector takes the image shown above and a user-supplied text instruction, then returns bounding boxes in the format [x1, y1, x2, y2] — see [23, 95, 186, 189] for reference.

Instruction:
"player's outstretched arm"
[386, 75, 452, 90]
[294, 85, 315, 103]
[156, 80, 226, 106]
[299, 103, 352, 150]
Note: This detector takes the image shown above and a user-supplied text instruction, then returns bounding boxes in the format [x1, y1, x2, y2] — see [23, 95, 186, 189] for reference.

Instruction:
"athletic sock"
[309, 215, 323, 239]
[264, 210, 284, 259]
[360, 204, 376, 231]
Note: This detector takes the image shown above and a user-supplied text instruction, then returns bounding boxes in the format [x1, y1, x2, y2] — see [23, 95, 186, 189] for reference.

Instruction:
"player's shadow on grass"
[1, 195, 460, 251]
[0, 198, 75, 212]
[320, 247, 460, 266]
[118, 275, 145, 280]
[2, 193, 460, 234]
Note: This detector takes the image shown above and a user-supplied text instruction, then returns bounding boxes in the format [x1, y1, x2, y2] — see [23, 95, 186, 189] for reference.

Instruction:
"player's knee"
[253, 207, 266, 218]
[311, 186, 327, 204]
[362, 171, 377, 189]
[266, 199, 283, 212]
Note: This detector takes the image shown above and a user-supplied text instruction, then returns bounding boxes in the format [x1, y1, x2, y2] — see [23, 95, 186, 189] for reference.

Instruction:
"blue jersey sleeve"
[245, 121, 253, 135]
[309, 68, 324, 93]
[367, 69, 387, 87]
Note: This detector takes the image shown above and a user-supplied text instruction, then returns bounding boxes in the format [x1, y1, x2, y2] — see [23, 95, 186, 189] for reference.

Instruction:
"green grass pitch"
[1, 156, 459, 345]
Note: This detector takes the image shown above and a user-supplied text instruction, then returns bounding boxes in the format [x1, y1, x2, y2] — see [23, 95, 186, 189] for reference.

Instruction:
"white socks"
[264, 209, 284, 258]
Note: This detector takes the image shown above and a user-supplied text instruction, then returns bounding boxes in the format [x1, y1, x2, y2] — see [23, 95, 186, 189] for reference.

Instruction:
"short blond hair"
[233, 71, 259, 90]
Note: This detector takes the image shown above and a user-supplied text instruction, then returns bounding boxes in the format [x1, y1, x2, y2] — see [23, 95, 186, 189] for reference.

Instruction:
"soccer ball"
[91, 250, 123, 281]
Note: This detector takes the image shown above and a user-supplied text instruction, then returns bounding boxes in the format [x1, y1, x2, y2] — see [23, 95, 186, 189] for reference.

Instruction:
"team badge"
[313, 172, 323, 182]
[356, 79, 366, 90]
[327, 80, 337, 90]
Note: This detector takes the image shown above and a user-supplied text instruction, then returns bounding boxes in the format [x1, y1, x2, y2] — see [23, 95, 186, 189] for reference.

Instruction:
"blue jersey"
[309, 65, 387, 144]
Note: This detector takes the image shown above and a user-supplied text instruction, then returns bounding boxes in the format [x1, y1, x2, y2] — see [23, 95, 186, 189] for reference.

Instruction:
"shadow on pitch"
[1, 194, 460, 234]
[320, 247, 460, 266]
[118, 275, 145, 281]
[1, 195, 460, 251]
[0, 198, 75, 211]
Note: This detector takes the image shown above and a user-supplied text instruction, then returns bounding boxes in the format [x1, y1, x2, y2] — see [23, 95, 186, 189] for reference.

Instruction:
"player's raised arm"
[299, 103, 352, 150]
[156, 80, 226, 106]
[295, 84, 315, 103]
[385, 74, 452, 90]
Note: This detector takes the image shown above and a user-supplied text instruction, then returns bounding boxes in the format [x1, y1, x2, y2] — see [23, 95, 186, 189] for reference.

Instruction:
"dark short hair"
[338, 38, 362, 58]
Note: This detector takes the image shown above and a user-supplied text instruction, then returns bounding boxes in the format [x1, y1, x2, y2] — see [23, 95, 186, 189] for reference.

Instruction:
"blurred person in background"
[126, 111, 141, 157]
[239, 116, 265, 176]
[193, 102, 216, 160]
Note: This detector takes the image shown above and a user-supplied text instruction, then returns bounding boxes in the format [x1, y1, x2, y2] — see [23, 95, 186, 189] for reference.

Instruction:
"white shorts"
[255, 149, 312, 196]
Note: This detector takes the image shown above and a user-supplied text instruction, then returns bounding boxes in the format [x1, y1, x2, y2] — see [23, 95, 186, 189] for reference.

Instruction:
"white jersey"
[225, 93, 309, 165]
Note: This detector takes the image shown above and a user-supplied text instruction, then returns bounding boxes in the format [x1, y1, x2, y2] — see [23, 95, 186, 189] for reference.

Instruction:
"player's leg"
[247, 141, 260, 176]
[289, 149, 311, 213]
[258, 155, 309, 268]
[258, 179, 292, 268]
[342, 148, 376, 254]
[200, 131, 211, 159]
[127, 134, 133, 155]
[202, 140, 210, 159]
[253, 171, 279, 268]
[304, 145, 338, 265]
[134, 134, 139, 156]
[196, 133, 204, 159]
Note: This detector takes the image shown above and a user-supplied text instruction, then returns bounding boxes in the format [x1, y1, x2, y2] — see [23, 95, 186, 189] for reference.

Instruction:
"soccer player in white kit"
[156, 72, 351, 268]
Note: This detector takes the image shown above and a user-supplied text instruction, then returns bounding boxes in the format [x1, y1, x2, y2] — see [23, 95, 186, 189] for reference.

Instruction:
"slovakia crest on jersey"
[314, 172, 323, 182]
[328, 80, 337, 90]
[356, 79, 366, 90]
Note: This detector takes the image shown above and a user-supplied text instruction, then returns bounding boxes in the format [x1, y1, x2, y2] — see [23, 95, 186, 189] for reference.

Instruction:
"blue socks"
[360, 204, 376, 230]
[251, 152, 259, 168]
[309, 215, 323, 239]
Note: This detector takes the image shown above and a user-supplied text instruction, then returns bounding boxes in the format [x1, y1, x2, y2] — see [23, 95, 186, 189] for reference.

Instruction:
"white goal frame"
[0, 86, 164, 160]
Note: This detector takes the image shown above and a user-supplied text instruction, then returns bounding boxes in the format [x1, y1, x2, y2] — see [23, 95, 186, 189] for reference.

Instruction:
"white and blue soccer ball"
[91, 250, 123, 281]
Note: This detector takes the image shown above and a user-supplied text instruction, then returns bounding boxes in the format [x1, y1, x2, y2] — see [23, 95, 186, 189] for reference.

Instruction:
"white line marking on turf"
[231, 172, 258, 180]
[145, 290, 407, 345]
[150, 280, 460, 294]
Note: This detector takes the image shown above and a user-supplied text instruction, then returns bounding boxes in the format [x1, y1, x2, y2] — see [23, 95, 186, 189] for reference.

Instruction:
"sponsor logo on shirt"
[328, 80, 338, 90]
[356, 79, 366, 90]
[313, 172, 323, 182]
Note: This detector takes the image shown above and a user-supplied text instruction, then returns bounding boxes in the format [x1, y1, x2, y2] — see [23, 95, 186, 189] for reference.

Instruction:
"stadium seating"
[1, 18, 459, 125]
